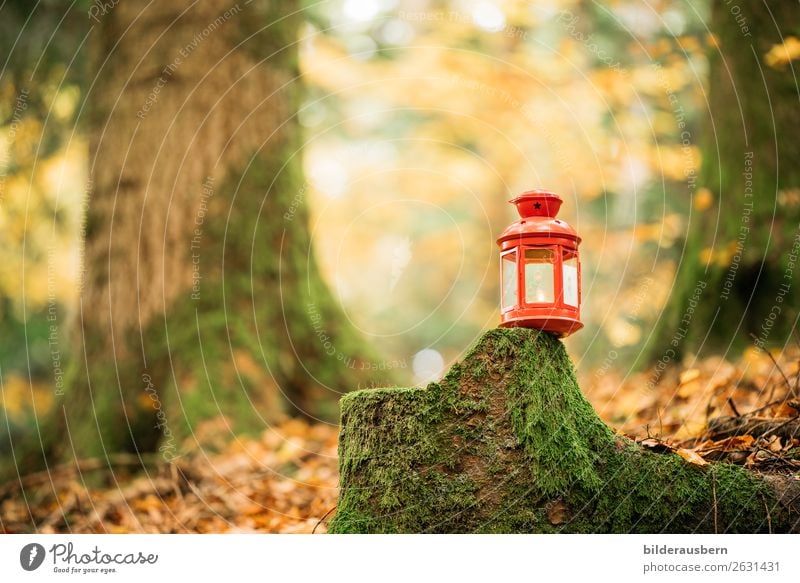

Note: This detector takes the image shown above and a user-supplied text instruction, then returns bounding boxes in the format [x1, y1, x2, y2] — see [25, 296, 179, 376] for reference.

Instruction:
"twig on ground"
[751, 334, 796, 398]
[313, 505, 337, 534]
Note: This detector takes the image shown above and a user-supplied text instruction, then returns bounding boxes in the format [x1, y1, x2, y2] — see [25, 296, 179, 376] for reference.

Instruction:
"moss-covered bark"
[7, 0, 388, 473]
[645, 1, 800, 361]
[331, 328, 799, 533]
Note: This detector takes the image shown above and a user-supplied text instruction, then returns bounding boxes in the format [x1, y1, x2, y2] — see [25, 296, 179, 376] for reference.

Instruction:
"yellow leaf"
[679, 368, 701, 384]
[693, 188, 713, 211]
[677, 447, 708, 466]
[137, 393, 158, 411]
[765, 36, 800, 69]
[677, 379, 700, 399]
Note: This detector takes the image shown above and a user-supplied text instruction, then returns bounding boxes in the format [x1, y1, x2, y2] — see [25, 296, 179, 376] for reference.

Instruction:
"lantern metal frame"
[497, 189, 583, 337]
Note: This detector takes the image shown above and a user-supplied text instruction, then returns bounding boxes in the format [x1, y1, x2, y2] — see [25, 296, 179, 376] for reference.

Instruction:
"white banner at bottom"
[0, 534, 796, 582]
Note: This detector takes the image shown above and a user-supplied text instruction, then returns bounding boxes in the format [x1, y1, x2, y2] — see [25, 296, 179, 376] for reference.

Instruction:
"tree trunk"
[644, 0, 800, 362]
[30, 0, 385, 464]
[331, 328, 800, 533]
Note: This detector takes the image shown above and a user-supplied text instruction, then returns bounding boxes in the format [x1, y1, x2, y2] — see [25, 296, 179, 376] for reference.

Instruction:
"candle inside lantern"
[524, 248, 554, 304]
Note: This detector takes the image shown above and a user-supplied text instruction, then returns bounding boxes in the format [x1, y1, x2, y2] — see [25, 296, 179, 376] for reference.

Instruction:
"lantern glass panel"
[524, 248, 554, 304]
[501, 251, 518, 310]
[562, 251, 579, 307]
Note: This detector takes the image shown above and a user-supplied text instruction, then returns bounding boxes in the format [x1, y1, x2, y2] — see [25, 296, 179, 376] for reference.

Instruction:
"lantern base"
[499, 314, 583, 337]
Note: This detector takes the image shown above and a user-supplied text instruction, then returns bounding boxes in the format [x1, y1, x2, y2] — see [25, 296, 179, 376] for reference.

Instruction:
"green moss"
[330, 328, 785, 533]
[2, 0, 398, 473]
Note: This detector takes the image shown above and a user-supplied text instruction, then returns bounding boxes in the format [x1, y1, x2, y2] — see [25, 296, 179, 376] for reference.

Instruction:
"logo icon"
[20, 543, 46, 571]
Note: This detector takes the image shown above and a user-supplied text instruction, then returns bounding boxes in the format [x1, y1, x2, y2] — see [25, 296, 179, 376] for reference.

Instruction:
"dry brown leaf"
[640, 438, 675, 453]
[677, 379, 700, 399]
[679, 368, 701, 385]
[712, 435, 754, 451]
[547, 499, 567, 525]
[773, 402, 799, 417]
[677, 448, 709, 466]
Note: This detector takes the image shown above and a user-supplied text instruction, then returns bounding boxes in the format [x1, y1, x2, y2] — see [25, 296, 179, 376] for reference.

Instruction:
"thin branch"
[792, 329, 800, 395]
[313, 506, 337, 534]
[750, 334, 796, 398]
[712, 473, 718, 534]
[761, 493, 772, 534]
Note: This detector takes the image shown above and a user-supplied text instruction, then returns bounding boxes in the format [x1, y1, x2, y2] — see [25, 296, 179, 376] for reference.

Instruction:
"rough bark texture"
[645, 0, 800, 361]
[23, 0, 385, 467]
[331, 328, 800, 533]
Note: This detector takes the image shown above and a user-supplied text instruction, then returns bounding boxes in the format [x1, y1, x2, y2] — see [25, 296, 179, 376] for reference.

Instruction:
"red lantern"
[496, 189, 583, 337]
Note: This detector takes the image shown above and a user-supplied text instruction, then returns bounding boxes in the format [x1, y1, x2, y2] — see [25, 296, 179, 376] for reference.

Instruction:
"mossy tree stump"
[330, 328, 800, 533]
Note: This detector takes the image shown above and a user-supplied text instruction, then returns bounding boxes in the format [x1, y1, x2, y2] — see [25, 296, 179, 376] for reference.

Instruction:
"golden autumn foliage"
[1, 0, 716, 429]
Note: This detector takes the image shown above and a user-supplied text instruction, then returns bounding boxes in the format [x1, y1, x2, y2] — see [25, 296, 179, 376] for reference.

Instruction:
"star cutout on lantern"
[534, 202, 541, 209]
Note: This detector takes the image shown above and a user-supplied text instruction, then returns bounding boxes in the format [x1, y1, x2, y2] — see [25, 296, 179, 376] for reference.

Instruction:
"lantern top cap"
[510, 189, 562, 218]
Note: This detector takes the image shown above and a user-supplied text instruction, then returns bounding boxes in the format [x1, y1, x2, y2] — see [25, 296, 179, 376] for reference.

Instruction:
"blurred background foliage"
[0, 0, 772, 426]
[299, 0, 708, 376]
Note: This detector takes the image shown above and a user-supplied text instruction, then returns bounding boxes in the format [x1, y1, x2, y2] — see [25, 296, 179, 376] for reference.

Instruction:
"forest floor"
[1, 343, 799, 533]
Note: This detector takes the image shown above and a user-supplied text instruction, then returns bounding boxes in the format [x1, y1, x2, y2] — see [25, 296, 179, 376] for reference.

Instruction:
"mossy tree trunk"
[331, 328, 800, 533]
[26, 0, 385, 466]
[645, 1, 800, 361]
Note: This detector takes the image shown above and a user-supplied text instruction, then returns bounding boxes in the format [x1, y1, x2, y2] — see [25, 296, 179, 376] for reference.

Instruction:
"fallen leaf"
[679, 368, 701, 385]
[547, 499, 567, 525]
[711, 435, 754, 451]
[640, 438, 675, 453]
[677, 448, 708, 466]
